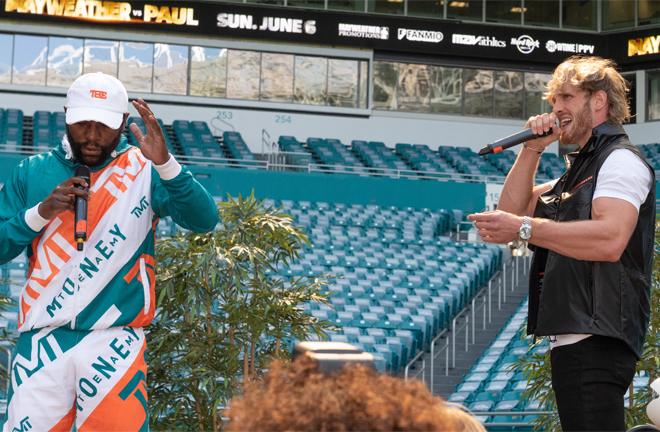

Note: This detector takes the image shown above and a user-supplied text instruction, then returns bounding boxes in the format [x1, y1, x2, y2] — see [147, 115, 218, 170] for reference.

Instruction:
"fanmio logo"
[398, 28, 443, 43]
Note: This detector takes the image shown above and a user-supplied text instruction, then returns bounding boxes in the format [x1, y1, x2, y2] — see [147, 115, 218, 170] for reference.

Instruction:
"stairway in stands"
[428, 256, 529, 398]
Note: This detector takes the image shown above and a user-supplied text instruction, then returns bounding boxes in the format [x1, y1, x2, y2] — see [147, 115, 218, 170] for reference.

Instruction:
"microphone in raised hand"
[74, 165, 90, 251]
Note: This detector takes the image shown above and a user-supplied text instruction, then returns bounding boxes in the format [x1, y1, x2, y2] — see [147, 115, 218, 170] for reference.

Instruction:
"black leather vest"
[527, 121, 656, 358]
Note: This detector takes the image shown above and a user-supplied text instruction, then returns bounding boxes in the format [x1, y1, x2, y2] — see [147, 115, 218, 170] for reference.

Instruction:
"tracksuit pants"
[3, 326, 148, 431]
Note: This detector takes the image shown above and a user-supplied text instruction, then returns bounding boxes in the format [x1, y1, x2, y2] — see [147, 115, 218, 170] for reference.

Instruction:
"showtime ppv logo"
[398, 28, 443, 43]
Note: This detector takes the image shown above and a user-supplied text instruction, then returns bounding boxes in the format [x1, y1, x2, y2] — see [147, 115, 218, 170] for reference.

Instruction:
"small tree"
[147, 192, 334, 431]
[513, 220, 660, 431]
[0, 281, 16, 396]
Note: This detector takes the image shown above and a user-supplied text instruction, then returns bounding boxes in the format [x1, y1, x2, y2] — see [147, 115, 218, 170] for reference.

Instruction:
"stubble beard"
[66, 125, 123, 167]
[560, 100, 593, 145]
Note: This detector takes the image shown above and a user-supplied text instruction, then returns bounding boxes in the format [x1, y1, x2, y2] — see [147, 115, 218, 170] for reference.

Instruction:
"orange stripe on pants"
[78, 340, 148, 432]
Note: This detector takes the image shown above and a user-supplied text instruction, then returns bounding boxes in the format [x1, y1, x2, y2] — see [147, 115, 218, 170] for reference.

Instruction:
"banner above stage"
[0, 0, 606, 65]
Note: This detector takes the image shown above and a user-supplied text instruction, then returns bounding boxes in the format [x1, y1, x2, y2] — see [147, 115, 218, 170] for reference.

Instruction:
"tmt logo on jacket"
[20, 148, 157, 332]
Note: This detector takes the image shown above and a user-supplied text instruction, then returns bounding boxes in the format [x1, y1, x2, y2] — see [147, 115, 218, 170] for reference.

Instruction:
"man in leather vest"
[468, 56, 655, 431]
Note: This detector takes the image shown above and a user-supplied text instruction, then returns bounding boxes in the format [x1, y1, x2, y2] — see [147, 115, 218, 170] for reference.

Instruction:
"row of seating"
[447, 299, 546, 428]
[278, 136, 570, 182]
[128, 116, 176, 155]
[223, 131, 256, 162]
[272, 198, 502, 373]
[172, 120, 225, 160]
[0, 108, 23, 148]
[32, 111, 66, 151]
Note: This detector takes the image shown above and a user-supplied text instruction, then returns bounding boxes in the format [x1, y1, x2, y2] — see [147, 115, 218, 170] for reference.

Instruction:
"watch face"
[520, 227, 532, 240]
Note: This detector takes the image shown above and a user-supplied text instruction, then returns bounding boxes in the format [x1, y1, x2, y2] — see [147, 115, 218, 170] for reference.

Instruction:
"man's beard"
[66, 125, 123, 167]
[560, 99, 593, 145]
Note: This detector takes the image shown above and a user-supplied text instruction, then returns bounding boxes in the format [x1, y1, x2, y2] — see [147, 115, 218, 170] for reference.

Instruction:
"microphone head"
[74, 165, 90, 182]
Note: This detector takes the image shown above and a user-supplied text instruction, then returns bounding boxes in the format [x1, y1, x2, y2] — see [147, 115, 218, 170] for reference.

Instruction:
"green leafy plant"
[0, 280, 16, 397]
[146, 192, 335, 431]
[513, 220, 660, 431]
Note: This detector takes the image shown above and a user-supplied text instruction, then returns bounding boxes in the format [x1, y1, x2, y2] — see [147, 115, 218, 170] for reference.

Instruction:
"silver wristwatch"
[518, 216, 532, 241]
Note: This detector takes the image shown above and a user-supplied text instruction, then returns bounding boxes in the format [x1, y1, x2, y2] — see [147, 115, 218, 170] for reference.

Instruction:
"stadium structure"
[1, 0, 660, 428]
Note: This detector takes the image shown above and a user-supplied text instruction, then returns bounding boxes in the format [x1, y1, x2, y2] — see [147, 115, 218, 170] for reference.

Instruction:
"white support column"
[637, 70, 646, 124]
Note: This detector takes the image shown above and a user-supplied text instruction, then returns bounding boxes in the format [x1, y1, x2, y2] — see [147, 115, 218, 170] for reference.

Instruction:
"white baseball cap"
[66, 72, 128, 130]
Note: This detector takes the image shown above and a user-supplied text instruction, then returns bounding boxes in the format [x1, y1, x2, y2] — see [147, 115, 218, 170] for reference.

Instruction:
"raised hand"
[130, 98, 170, 165]
[524, 112, 561, 151]
[38, 176, 90, 220]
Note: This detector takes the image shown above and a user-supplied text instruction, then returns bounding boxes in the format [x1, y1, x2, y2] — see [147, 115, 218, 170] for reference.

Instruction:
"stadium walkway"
[428, 259, 529, 398]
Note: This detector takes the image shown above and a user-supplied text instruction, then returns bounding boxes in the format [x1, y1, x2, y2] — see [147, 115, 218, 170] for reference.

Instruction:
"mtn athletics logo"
[398, 28, 443, 43]
[452, 34, 505, 48]
[511, 35, 540, 54]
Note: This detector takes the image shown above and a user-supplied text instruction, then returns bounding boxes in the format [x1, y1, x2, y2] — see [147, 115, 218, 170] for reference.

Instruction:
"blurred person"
[468, 56, 655, 431]
[0, 72, 218, 431]
[227, 354, 486, 432]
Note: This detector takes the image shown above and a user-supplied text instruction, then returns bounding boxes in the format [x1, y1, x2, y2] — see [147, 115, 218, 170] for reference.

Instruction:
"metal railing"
[452, 309, 470, 368]
[429, 329, 450, 388]
[424, 253, 522, 391]
[404, 347, 426, 383]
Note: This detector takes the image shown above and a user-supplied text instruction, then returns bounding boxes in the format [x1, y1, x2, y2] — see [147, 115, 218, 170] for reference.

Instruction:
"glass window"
[524, 73, 552, 117]
[494, 71, 523, 119]
[294, 56, 327, 105]
[464, 69, 493, 116]
[84, 39, 118, 76]
[288, 0, 325, 8]
[190, 47, 227, 98]
[13, 34, 48, 86]
[648, 72, 660, 121]
[328, 59, 358, 108]
[408, 0, 445, 18]
[447, 0, 483, 21]
[486, 0, 521, 23]
[118, 42, 154, 93]
[260, 53, 294, 102]
[524, 0, 559, 27]
[430, 66, 462, 114]
[373, 61, 398, 110]
[0, 34, 13, 84]
[639, 0, 660, 25]
[328, 0, 366, 12]
[603, 0, 635, 30]
[359, 60, 368, 109]
[227, 50, 260, 100]
[397, 63, 431, 112]
[246, 0, 284, 5]
[367, 0, 404, 15]
[46, 37, 83, 88]
[562, 0, 597, 30]
[153, 44, 188, 95]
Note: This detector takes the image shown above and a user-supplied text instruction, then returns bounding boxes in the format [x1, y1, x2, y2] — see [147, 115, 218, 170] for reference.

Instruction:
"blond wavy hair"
[544, 55, 631, 124]
[227, 355, 486, 432]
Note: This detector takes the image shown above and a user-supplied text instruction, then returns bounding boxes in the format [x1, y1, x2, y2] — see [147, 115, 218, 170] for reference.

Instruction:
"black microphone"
[478, 128, 555, 156]
[74, 165, 90, 251]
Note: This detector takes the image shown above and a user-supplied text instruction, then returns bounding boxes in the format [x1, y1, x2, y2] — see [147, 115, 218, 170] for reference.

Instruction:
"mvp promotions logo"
[4, 0, 199, 25]
[398, 28, 443, 43]
[339, 24, 389, 40]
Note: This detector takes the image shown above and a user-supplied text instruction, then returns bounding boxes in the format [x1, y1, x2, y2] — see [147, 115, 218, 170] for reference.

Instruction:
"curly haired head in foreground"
[227, 355, 485, 432]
